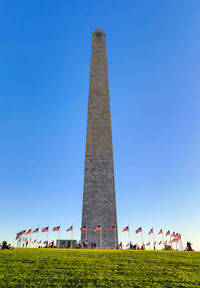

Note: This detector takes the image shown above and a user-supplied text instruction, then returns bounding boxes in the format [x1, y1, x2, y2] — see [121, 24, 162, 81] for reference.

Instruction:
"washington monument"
[81, 28, 118, 248]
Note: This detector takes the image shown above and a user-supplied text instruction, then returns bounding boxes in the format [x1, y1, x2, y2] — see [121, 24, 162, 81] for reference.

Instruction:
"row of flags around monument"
[16, 224, 111, 239]
[16, 225, 183, 249]
[122, 226, 183, 249]
[16, 225, 73, 238]
[16, 225, 181, 238]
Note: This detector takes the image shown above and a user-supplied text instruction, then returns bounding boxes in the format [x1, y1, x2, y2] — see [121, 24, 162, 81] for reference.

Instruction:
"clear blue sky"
[0, 0, 200, 250]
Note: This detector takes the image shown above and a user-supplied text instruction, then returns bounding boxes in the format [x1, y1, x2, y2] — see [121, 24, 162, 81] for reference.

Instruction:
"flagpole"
[178, 235, 182, 251]
[152, 228, 155, 250]
[162, 229, 165, 249]
[99, 225, 102, 249]
[175, 237, 178, 250]
[100, 226, 102, 249]
[58, 225, 61, 249]
[128, 225, 130, 248]
[170, 232, 173, 250]
[29, 228, 32, 248]
[86, 225, 88, 242]
[37, 227, 40, 248]
[72, 225, 73, 249]
[141, 226, 144, 246]
[180, 234, 183, 251]
[47, 226, 49, 245]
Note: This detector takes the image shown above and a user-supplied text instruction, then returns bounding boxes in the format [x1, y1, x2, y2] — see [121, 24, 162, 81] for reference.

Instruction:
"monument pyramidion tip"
[93, 27, 105, 35]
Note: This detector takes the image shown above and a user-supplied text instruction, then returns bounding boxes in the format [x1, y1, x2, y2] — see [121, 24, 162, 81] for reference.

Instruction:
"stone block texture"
[81, 28, 118, 248]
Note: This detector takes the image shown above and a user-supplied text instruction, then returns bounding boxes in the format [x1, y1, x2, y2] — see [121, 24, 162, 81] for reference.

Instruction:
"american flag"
[146, 242, 150, 246]
[109, 225, 115, 232]
[122, 226, 129, 232]
[148, 228, 153, 235]
[126, 243, 130, 247]
[32, 240, 36, 244]
[38, 241, 41, 244]
[67, 226, 73, 232]
[80, 225, 86, 231]
[158, 229, 163, 235]
[16, 230, 26, 239]
[26, 229, 31, 235]
[165, 230, 170, 236]
[33, 228, 39, 233]
[164, 241, 167, 245]
[136, 227, 142, 234]
[42, 227, 49, 232]
[158, 241, 162, 245]
[171, 231, 176, 237]
[53, 226, 60, 232]
[95, 225, 101, 232]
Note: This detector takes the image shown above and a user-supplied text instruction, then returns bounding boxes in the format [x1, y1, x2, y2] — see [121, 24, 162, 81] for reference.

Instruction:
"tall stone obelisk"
[81, 28, 118, 248]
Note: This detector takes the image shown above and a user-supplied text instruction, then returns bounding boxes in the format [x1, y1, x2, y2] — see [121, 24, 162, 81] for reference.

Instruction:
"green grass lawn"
[0, 249, 199, 287]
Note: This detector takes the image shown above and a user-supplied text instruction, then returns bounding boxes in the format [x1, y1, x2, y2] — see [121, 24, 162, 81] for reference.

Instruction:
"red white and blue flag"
[109, 225, 115, 231]
[95, 225, 101, 232]
[38, 241, 41, 244]
[80, 225, 86, 231]
[42, 227, 49, 232]
[158, 229, 163, 235]
[148, 228, 153, 235]
[158, 241, 162, 245]
[26, 229, 31, 235]
[171, 231, 176, 237]
[164, 241, 167, 245]
[175, 233, 181, 240]
[16, 230, 26, 239]
[67, 226, 73, 232]
[136, 227, 142, 234]
[32, 240, 36, 244]
[122, 226, 129, 232]
[33, 228, 39, 233]
[53, 226, 60, 232]
[146, 242, 150, 246]
[165, 230, 170, 236]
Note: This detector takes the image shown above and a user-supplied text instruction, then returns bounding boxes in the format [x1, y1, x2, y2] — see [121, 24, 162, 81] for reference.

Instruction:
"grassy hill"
[0, 249, 199, 287]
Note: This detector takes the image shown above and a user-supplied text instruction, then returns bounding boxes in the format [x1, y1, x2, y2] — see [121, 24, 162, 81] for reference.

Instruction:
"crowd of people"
[0, 241, 14, 250]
